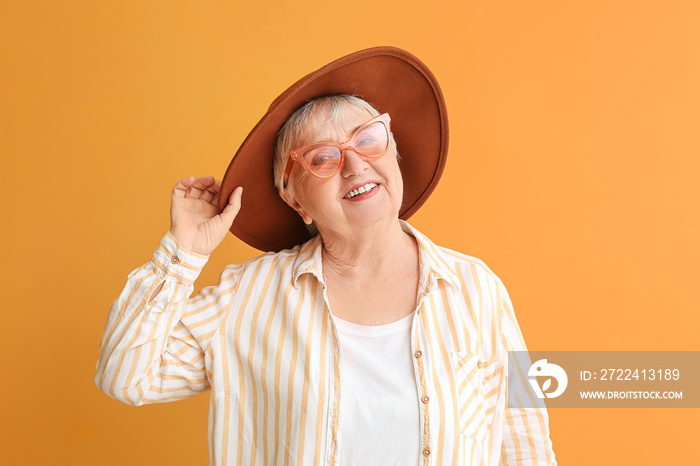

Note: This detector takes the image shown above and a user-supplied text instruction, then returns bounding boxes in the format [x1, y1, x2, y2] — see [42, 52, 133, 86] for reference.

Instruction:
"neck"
[319, 219, 415, 281]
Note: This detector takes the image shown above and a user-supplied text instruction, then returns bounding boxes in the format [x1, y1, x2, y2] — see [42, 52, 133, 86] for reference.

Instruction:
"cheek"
[291, 176, 332, 213]
[386, 159, 404, 200]
[384, 156, 403, 184]
[289, 170, 313, 199]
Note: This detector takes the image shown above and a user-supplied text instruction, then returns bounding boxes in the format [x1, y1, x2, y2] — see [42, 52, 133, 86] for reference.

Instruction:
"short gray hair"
[273, 94, 397, 194]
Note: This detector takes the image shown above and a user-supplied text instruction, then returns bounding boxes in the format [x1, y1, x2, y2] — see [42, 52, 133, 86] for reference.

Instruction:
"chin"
[348, 205, 400, 229]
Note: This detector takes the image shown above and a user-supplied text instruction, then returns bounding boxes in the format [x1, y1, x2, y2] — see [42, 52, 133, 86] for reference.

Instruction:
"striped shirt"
[95, 221, 556, 465]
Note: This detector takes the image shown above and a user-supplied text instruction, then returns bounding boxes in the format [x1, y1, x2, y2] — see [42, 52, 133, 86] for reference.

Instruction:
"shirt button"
[477, 360, 483, 369]
[421, 396, 429, 404]
[415, 351, 422, 358]
[423, 449, 431, 456]
[171, 256, 180, 264]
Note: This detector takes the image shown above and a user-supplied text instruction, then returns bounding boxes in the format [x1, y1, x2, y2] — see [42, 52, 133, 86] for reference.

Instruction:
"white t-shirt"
[334, 312, 420, 465]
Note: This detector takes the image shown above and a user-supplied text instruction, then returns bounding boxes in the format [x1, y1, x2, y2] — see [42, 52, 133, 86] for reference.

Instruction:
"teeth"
[345, 182, 377, 199]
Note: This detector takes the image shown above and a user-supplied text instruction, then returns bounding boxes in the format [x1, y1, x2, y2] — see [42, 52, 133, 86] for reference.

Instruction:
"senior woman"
[96, 47, 556, 465]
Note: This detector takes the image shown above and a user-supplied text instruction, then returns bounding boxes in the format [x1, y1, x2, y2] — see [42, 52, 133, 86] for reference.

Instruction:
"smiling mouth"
[344, 182, 378, 199]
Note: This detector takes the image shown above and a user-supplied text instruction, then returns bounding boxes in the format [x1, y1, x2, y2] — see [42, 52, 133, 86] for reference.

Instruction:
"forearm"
[94, 232, 209, 405]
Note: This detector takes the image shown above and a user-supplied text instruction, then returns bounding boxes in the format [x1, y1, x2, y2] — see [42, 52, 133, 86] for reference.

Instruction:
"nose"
[340, 148, 369, 178]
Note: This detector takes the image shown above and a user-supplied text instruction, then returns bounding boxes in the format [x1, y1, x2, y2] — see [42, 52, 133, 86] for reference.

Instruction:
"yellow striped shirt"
[95, 221, 556, 465]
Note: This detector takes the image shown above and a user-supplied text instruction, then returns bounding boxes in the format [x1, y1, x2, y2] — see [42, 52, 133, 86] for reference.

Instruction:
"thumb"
[218, 186, 243, 228]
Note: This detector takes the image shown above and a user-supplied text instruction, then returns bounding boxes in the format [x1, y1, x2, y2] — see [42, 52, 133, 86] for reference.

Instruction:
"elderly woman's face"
[281, 105, 403, 235]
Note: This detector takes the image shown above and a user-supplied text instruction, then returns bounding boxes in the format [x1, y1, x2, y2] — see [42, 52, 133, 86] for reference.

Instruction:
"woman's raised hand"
[168, 176, 242, 255]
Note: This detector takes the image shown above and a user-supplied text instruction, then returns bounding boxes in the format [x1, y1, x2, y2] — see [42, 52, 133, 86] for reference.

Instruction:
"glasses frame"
[282, 113, 392, 188]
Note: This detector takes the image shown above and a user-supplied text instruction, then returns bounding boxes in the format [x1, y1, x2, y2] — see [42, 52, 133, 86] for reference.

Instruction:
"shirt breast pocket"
[451, 352, 503, 442]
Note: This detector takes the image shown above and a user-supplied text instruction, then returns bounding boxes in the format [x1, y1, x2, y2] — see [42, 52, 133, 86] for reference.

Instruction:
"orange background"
[2, 1, 698, 464]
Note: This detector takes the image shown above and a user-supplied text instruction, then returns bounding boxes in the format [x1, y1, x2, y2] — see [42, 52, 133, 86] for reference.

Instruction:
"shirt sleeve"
[94, 232, 237, 406]
[497, 280, 557, 466]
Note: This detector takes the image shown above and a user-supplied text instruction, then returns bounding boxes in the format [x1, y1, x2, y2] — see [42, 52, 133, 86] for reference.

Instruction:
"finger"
[193, 177, 221, 206]
[209, 180, 225, 205]
[191, 176, 215, 189]
[200, 178, 221, 203]
[173, 176, 215, 199]
[172, 176, 196, 198]
[187, 176, 216, 198]
[218, 186, 243, 228]
[200, 190, 215, 204]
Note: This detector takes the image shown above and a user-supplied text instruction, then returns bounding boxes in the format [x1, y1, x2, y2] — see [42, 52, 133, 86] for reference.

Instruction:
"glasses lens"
[354, 121, 389, 156]
[301, 146, 342, 177]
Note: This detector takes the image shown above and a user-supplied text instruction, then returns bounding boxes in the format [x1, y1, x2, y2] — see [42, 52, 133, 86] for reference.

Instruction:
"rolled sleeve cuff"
[151, 231, 210, 284]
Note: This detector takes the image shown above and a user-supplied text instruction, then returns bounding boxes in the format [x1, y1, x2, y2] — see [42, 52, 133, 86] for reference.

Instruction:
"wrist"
[167, 230, 211, 257]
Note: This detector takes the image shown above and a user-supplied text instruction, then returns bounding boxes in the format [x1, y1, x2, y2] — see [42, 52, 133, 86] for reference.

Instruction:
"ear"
[279, 189, 314, 225]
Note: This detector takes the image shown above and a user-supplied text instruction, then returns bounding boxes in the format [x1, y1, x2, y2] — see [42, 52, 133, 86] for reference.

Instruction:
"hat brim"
[218, 46, 448, 252]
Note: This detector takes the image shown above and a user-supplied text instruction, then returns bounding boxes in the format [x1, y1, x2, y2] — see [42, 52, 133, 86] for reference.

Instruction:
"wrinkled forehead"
[295, 102, 376, 147]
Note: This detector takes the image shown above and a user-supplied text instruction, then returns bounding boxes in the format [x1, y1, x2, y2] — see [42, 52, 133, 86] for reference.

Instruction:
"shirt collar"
[291, 234, 325, 288]
[399, 220, 462, 290]
[290, 221, 462, 290]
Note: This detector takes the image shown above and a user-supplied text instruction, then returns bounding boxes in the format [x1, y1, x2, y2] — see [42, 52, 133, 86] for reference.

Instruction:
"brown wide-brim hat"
[219, 46, 448, 252]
